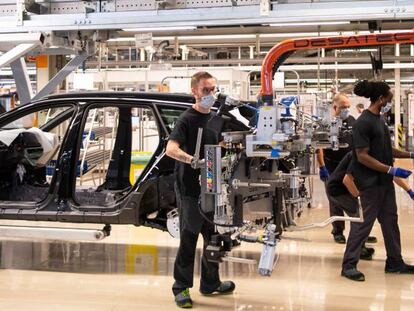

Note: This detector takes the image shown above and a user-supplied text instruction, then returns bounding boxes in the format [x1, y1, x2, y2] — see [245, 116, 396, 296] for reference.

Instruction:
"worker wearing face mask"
[317, 93, 377, 245]
[341, 80, 414, 281]
[380, 99, 394, 125]
[166, 71, 235, 308]
[381, 101, 393, 114]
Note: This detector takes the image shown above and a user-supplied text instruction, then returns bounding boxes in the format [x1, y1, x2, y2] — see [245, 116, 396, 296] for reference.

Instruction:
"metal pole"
[10, 57, 33, 104]
[394, 43, 401, 148]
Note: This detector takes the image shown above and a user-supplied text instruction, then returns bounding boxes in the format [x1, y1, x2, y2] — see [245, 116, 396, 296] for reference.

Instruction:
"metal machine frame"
[196, 30, 414, 276]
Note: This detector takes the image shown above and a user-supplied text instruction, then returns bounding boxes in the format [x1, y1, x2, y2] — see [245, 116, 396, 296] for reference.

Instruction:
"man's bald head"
[332, 93, 351, 117]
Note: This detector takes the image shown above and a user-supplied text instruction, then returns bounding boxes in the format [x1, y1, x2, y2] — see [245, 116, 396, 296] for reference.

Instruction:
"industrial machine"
[191, 92, 360, 276]
[190, 31, 414, 276]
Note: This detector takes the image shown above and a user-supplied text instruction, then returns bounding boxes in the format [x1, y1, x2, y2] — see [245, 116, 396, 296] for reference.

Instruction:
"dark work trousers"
[172, 186, 221, 296]
[342, 184, 403, 270]
[325, 183, 345, 235]
[328, 193, 359, 218]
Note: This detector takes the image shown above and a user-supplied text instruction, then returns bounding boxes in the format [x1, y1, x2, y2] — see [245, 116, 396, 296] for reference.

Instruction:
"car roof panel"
[40, 92, 195, 104]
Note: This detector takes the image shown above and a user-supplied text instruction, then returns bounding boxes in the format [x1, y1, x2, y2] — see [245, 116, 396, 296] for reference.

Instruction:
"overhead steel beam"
[33, 51, 89, 100]
[0, 32, 43, 69]
[10, 57, 33, 105]
[0, 43, 39, 68]
[0, 32, 43, 51]
[0, 1, 412, 32]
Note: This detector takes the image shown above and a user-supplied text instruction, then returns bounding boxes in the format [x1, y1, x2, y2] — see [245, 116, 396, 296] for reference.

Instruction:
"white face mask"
[381, 102, 392, 114]
[200, 94, 216, 109]
[339, 108, 350, 120]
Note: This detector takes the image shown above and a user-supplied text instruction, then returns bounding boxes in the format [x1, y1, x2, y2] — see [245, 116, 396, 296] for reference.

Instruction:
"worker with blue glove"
[319, 166, 330, 182]
[387, 166, 412, 178]
[316, 93, 372, 244]
[341, 80, 414, 282]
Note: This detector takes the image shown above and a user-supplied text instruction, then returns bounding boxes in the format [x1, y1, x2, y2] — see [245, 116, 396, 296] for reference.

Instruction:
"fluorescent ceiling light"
[177, 34, 257, 40]
[107, 37, 136, 42]
[155, 36, 176, 40]
[380, 29, 413, 33]
[261, 32, 339, 38]
[122, 26, 196, 32]
[285, 78, 357, 83]
[269, 21, 350, 27]
[340, 48, 378, 53]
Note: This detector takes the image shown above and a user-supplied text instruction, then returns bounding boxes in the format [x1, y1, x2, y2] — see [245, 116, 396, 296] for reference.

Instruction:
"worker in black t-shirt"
[341, 80, 414, 282]
[317, 93, 370, 244]
[166, 71, 235, 308]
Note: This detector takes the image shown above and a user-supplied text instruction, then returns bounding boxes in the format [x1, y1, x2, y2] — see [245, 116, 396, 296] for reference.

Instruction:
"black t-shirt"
[169, 107, 223, 198]
[326, 152, 353, 197]
[352, 109, 393, 190]
[324, 115, 356, 173]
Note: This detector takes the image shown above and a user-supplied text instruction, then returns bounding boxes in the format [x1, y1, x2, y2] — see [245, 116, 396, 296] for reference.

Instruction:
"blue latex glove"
[408, 189, 414, 200]
[388, 167, 412, 179]
[319, 166, 329, 182]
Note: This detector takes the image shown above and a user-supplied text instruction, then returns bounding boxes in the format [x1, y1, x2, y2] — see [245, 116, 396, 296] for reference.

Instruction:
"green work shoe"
[175, 289, 193, 308]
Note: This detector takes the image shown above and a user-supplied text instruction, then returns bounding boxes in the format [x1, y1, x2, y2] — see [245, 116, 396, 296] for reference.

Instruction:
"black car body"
[0, 92, 249, 232]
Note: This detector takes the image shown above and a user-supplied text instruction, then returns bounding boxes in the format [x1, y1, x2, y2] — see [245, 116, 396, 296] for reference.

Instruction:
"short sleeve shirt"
[352, 110, 393, 190]
[169, 107, 222, 198]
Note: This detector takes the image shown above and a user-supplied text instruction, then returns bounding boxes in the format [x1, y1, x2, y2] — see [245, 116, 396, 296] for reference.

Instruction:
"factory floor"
[0, 162, 413, 310]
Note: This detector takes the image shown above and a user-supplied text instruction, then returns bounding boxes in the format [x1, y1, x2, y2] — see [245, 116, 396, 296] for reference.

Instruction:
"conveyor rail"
[0, 224, 111, 241]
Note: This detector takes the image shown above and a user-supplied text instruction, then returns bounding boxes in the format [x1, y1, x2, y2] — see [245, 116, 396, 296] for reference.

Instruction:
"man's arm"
[316, 149, 325, 167]
[343, 174, 360, 198]
[166, 139, 193, 164]
[392, 148, 413, 159]
[355, 147, 390, 173]
[317, 149, 329, 181]
[219, 140, 227, 148]
[394, 177, 414, 200]
[356, 147, 412, 178]
[393, 177, 411, 192]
